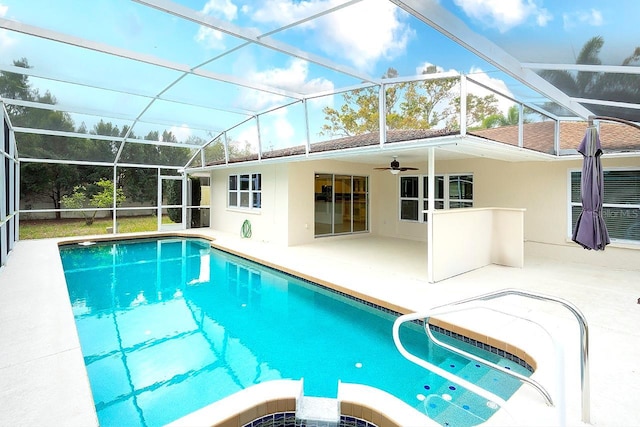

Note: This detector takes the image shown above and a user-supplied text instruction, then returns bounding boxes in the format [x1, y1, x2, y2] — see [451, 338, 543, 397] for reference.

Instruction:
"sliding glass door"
[314, 173, 368, 237]
[353, 175, 368, 232]
[314, 174, 333, 236]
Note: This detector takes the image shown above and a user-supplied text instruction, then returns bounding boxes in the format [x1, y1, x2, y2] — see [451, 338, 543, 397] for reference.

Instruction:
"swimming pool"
[59, 237, 530, 427]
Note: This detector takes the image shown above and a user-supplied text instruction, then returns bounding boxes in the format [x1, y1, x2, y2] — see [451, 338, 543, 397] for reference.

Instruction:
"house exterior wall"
[287, 159, 379, 246]
[373, 169, 428, 242]
[404, 155, 640, 268]
[207, 154, 639, 268]
[210, 163, 290, 246]
[286, 162, 314, 246]
[210, 159, 381, 246]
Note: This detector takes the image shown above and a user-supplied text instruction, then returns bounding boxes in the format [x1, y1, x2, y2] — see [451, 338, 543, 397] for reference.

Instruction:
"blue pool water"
[59, 238, 529, 427]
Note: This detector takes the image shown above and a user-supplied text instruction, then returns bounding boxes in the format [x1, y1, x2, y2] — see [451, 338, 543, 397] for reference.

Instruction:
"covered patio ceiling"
[1, 0, 638, 169]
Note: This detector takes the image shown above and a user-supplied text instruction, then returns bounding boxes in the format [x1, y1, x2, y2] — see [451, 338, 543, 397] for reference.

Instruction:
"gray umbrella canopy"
[572, 127, 611, 250]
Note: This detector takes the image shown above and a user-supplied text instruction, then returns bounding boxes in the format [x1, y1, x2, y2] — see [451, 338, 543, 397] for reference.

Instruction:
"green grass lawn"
[19, 215, 175, 239]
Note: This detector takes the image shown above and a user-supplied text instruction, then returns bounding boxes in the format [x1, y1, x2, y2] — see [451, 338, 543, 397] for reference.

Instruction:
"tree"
[320, 68, 402, 137]
[116, 128, 192, 205]
[399, 64, 459, 128]
[164, 176, 203, 226]
[2, 56, 224, 221]
[20, 161, 79, 218]
[540, 36, 640, 120]
[203, 137, 226, 163]
[447, 93, 501, 130]
[0, 58, 103, 218]
[319, 66, 461, 137]
[0, 58, 33, 118]
[61, 179, 126, 225]
[166, 179, 182, 224]
[481, 104, 523, 129]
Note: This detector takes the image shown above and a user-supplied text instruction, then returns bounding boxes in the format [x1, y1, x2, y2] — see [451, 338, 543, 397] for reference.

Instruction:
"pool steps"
[394, 288, 591, 426]
[424, 356, 524, 425]
[296, 396, 339, 425]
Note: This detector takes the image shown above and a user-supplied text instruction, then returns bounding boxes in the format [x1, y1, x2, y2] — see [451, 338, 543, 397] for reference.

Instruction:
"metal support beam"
[427, 147, 435, 284]
[390, 0, 595, 119]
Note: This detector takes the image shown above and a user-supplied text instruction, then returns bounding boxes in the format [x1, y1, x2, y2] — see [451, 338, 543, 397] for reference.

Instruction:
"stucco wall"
[207, 154, 639, 267]
[209, 159, 378, 246]
[374, 155, 638, 244]
[399, 155, 639, 268]
[373, 170, 428, 242]
[287, 159, 380, 246]
[210, 163, 290, 246]
[437, 157, 571, 244]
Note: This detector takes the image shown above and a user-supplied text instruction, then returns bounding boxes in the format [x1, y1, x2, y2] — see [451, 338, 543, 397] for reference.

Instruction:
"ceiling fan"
[374, 156, 419, 175]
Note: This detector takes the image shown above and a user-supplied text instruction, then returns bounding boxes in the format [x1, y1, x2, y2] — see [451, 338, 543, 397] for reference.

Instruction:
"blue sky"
[0, 0, 637, 151]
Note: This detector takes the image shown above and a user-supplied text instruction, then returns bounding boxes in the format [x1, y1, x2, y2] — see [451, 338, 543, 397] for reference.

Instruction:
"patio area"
[0, 231, 638, 426]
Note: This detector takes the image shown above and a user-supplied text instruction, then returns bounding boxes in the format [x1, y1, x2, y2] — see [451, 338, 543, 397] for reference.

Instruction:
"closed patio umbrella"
[572, 126, 610, 250]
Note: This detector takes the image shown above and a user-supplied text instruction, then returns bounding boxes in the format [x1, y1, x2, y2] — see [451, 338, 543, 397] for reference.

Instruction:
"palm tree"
[481, 105, 523, 128]
[540, 36, 640, 121]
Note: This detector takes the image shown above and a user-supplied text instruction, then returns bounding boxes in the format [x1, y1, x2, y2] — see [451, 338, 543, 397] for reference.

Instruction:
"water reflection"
[60, 239, 273, 427]
[60, 238, 521, 427]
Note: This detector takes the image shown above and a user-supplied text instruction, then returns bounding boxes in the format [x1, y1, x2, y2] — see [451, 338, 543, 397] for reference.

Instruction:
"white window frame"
[399, 173, 474, 222]
[399, 175, 420, 222]
[568, 167, 640, 244]
[228, 173, 261, 210]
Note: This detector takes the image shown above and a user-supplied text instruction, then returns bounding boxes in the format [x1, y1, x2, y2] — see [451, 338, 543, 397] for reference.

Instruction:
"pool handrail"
[392, 312, 516, 424]
[405, 288, 590, 424]
[421, 304, 554, 407]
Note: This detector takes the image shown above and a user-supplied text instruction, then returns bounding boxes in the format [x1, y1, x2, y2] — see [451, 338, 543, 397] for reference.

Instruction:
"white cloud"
[272, 114, 295, 141]
[562, 9, 603, 31]
[259, 108, 299, 150]
[195, 26, 226, 50]
[0, 4, 15, 51]
[466, 66, 514, 114]
[233, 124, 259, 152]
[240, 58, 334, 110]
[195, 0, 238, 50]
[249, 0, 414, 71]
[250, 0, 323, 25]
[414, 62, 457, 75]
[168, 124, 192, 142]
[453, 0, 552, 32]
[233, 58, 338, 149]
[202, 0, 237, 21]
[0, 29, 14, 51]
[253, 58, 334, 93]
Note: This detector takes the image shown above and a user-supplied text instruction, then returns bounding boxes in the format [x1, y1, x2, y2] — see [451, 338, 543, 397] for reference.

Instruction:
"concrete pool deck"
[0, 230, 638, 426]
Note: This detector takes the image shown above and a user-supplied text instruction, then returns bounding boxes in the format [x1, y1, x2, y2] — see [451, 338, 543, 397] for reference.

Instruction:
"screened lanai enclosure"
[1, 0, 640, 267]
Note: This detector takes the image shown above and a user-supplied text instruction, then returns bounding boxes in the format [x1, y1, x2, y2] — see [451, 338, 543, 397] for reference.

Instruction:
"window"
[400, 176, 419, 221]
[570, 169, 640, 243]
[400, 174, 473, 222]
[229, 173, 261, 209]
[315, 174, 368, 236]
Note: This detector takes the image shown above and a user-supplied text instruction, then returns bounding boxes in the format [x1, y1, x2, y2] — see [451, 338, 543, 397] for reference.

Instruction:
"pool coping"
[165, 378, 439, 427]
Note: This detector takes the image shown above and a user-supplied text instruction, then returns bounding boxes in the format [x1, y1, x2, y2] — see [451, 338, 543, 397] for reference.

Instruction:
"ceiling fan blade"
[374, 157, 417, 171]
